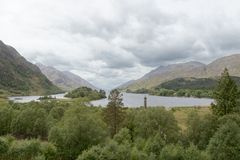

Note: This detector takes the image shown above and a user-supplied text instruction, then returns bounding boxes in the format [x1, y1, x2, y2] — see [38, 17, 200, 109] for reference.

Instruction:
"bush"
[48, 106, 107, 160]
[207, 120, 240, 160]
[132, 108, 180, 143]
[11, 106, 48, 139]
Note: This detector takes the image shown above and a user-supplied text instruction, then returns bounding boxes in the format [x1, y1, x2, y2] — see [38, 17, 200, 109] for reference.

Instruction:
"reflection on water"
[91, 93, 214, 108]
[8, 93, 68, 103]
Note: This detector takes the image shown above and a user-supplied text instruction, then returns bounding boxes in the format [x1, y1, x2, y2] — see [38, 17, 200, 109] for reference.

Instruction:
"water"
[91, 93, 214, 108]
[8, 92, 214, 107]
[8, 93, 68, 103]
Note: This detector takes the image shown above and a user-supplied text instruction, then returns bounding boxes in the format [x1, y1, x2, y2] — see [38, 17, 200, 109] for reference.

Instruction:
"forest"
[0, 68, 239, 160]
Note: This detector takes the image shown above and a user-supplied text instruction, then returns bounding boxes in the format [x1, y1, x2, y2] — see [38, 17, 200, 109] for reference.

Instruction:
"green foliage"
[8, 139, 42, 160]
[0, 137, 9, 155]
[1, 93, 240, 160]
[184, 144, 210, 160]
[207, 120, 240, 160]
[131, 108, 180, 143]
[144, 133, 166, 158]
[0, 106, 16, 135]
[186, 111, 218, 150]
[65, 87, 106, 100]
[159, 144, 185, 160]
[0, 136, 57, 160]
[11, 106, 48, 139]
[103, 89, 126, 137]
[211, 68, 240, 116]
[77, 141, 132, 160]
[113, 128, 132, 144]
[48, 106, 107, 160]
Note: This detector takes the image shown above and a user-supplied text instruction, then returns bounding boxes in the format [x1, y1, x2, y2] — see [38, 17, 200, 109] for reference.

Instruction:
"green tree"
[159, 144, 184, 160]
[11, 106, 48, 139]
[103, 89, 126, 137]
[0, 106, 16, 135]
[144, 133, 166, 158]
[8, 139, 42, 160]
[48, 106, 107, 160]
[0, 137, 9, 155]
[207, 120, 240, 160]
[184, 144, 210, 160]
[211, 68, 240, 116]
[133, 108, 179, 143]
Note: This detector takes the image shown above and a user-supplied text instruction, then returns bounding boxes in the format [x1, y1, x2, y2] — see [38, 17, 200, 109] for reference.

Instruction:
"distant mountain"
[206, 54, 240, 77]
[116, 80, 136, 89]
[36, 63, 97, 91]
[0, 40, 61, 95]
[120, 54, 240, 90]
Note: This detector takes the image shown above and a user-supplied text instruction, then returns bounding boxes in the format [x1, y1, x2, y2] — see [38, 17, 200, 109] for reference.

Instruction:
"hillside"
[0, 40, 61, 95]
[121, 54, 240, 91]
[36, 63, 97, 91]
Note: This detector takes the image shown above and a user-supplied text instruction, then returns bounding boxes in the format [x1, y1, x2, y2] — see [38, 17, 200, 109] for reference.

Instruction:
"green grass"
[172, 107, 211, 131]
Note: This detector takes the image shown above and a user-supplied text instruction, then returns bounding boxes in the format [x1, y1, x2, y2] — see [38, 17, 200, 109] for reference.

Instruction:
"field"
[172, 106, 211, 131]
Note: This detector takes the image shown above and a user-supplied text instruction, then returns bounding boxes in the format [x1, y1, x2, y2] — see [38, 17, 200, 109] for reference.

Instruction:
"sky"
[1, 0, 240, 89]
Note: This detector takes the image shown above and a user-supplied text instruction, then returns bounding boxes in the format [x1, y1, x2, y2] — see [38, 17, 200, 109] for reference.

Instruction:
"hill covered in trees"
[128, 76, 240, 98]
[65, 87, 106, 100]
[0, 41, 62, 96]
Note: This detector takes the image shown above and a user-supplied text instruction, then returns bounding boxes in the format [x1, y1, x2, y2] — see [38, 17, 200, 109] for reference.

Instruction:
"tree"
[48, 106, 107, 160]
[159, 144, 184, 160]
[207, 120, 240, 160]
[103, 89, 126, 137]
[211, 68, 240, 116]
[11, 106, 48, 139]
[132, 108, 179, 143]
[0, 106, 16, 135]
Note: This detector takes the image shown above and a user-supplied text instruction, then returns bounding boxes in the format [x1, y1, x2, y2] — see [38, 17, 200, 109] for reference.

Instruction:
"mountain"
[120, 54, 240, 90]
[36, 63, 97, 91]
[121, 61, 206, 90]
[0, 40, 61, 95]
[116, 80, 136, 89]
[206, 54, 240, 77]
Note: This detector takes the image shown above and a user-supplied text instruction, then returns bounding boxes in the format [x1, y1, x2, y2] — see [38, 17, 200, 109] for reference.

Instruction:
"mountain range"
[36, 63, 97, 91]
[0, 40, 61, 95]
[119, 54, 240, 90]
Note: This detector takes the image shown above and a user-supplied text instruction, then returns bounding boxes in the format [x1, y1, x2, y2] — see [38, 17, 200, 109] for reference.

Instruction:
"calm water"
[9, 92, 214, 107]
[91, 93, 214, 108]
[8, 93, 68, 103]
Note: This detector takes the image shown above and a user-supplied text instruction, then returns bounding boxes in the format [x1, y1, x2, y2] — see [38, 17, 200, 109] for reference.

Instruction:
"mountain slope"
[36, 63, 97, 91]
[0, 40, 61, 95]
[121, 54, 240, 90]
[206, 54, 240, 77]
[122, 61, 206, 90]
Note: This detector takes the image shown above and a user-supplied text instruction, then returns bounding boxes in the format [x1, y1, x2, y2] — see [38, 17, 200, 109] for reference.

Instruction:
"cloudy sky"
[1, 0, 240, 89]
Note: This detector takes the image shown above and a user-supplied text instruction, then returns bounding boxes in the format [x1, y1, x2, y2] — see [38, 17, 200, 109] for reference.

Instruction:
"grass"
[172, 106, 211, 131]
[0, 97, 8, 106]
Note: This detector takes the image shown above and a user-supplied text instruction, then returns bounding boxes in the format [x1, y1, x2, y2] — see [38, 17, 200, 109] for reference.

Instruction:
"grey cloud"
[1, 0, 240, 89]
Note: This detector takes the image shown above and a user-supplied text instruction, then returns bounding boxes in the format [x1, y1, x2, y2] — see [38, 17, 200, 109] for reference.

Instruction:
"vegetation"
[65, 87, 106, 100]
[0, 41, 62, 96]
[127, 76, 240, 98]
[211, 68, 240, 116]
[38, 95, 56, 101]
[103, 89, 126, 137]
[0, 68, 240, 159]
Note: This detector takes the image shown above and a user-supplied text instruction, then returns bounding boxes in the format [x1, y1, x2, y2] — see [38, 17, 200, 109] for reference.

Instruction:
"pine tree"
[211, 68, 239, 116]
[103, 89, 125, 137]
